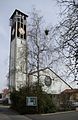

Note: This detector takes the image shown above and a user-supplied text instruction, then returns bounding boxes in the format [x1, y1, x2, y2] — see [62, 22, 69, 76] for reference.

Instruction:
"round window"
[44, 76, 52, 87]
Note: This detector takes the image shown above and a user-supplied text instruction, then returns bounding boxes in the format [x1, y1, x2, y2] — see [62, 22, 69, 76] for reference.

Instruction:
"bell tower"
[9, 9, 28, 90]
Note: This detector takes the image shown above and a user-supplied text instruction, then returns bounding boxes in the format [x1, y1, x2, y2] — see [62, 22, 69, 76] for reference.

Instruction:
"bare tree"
[55, 0, 78, 81]
[24, 8, 65, 88]
[16, 8, 64, 89]
[27, 9, 54, 86]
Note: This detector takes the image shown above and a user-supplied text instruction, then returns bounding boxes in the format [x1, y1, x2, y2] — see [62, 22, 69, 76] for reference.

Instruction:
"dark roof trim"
[47, 67, 73, 90]
[10, 9, 28, 19]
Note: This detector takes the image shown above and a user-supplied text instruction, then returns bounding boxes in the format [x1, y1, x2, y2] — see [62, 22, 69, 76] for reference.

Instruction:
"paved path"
[0, 104, 78, 120]
[0, 105, 31, 120]
[26, 111, 78, 120]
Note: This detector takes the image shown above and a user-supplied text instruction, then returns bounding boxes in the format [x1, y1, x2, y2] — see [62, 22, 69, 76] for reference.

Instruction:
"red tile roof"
[61, 89, 78, 94]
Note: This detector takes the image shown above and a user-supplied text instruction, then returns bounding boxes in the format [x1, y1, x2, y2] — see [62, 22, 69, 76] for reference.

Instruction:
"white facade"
[16, 38, 26, 88]
[9, 38, 26, 90]
[9, 10, 28, 90]
[29, 68, 72, 94]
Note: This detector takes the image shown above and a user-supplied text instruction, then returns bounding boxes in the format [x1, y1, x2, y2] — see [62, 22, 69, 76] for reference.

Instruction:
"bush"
[10, 84, 56, 114]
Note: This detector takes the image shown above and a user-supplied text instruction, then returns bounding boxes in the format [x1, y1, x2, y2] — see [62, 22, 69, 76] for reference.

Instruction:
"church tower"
[9, 9, 28, 91]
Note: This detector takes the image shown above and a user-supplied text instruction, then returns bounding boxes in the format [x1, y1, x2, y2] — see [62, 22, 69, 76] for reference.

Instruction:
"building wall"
[9, 10, 28, 91]
[29, 68, 71, 94]
[15, 38, 26, 89]
[9, 39, 16, 89]
[9, 37, 26, 90]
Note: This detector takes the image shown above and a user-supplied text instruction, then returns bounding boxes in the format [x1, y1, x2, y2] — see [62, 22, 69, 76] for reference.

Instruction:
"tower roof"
[10, 9, 28, 19]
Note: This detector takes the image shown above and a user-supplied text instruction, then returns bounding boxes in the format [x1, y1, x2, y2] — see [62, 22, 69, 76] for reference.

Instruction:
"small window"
[0, 94, 2, 99]
[21, 34, 23, 39]
[21, 18, 23, 23]
[17, 18, 20, 22]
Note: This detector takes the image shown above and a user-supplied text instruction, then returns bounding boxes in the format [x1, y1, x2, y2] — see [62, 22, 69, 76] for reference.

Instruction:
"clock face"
[19, 27, 25, 35]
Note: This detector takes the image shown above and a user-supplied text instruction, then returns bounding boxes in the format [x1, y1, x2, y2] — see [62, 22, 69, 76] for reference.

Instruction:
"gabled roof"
[10, 9, 28, 19]
[28, 67, 73, 89]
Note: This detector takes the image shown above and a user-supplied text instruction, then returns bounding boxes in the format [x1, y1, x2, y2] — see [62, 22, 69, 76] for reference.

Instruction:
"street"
[0, 105, 31, 120]
[0, 105, 78, 120]
[27, 111, 78, 120]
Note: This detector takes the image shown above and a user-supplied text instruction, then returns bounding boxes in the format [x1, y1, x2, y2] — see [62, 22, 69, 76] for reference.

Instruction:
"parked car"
[0, 98, 3, 104]
[68, 100, 78, 109]
[2, 98, 8, 104]
[72, 101, 78, 107]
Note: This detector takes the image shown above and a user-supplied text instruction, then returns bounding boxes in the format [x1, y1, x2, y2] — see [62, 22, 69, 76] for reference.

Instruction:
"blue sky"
[0, 0, 59, 92]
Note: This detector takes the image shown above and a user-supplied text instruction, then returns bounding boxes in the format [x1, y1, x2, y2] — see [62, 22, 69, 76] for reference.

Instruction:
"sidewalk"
[41, 110, 76, 116]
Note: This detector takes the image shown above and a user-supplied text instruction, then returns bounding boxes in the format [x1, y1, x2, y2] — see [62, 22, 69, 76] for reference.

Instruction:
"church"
[9, 9, 28, 91]
[9, 9, 72, 94]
